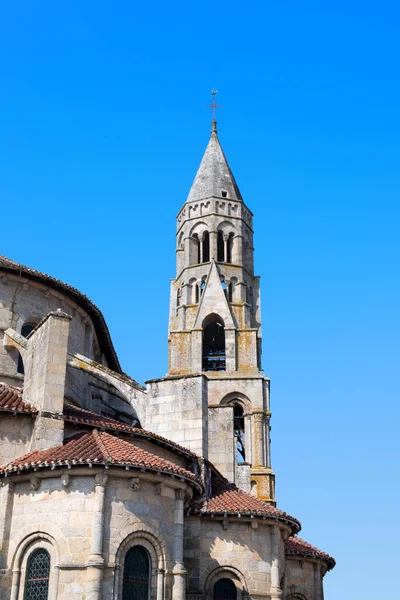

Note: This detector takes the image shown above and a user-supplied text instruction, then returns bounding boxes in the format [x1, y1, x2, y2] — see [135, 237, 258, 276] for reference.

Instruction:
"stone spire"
[186, 121, 243, 203]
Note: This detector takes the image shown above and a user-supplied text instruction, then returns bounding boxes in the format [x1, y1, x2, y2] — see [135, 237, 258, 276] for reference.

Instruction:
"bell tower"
[145, 118, 275, 504]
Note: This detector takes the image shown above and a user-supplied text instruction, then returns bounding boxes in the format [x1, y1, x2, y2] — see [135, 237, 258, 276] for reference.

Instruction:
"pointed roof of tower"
[187, 121, 243, 203]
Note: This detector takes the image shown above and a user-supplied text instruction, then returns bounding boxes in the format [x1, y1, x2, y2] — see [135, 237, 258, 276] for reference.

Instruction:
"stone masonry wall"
[0, 415, 34, 465]
[145, 376, 208, 458]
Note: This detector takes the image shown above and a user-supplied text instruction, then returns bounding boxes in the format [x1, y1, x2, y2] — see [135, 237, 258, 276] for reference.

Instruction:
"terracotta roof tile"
[0, 429, 201, 487]
[63, 404, 197, 458]
[0, 382, 37, 415]
[285, 536, 336, 570]
[190, 468, 300, 533]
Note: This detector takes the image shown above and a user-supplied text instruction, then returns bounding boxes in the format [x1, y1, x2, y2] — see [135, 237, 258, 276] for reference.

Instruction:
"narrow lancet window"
[202, 231, 210, 262]
[17, 322, 37, 375]
[202, 314, 225, 372]
[217, 231, 224, 262]
[233, 404, 246, 463]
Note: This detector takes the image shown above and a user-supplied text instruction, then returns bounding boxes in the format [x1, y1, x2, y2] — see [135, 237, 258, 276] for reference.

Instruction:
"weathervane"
[207, 89, 222, 123]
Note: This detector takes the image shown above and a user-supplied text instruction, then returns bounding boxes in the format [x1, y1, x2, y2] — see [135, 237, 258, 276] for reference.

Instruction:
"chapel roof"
[0, 429, 201, 488]
[285, 536, 336, 571]
[0, 382, 37, 414]
[0, 254, 121, 373]
[190, 466, 301, 534]
[63, 403, 197, 457]
[186, 122, 243, 203]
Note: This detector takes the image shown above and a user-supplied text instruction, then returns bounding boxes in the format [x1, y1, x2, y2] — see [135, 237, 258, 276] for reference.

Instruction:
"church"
[0, 118, 335, 600]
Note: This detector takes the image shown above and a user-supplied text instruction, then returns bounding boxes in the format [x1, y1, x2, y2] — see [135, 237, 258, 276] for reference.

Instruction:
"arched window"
[233, 404, 246, 463]
[227, 233, 234, 263]
[24, 548, 50, 600]
[17, 322, 38, 375]
[202, 230, 210, 262]
[213, 578, 237, 600]
[217, 231, 224, 262]
[122, 545, 151, 600]
[203, 314, 225, 372]
[200, 280, 206, 296]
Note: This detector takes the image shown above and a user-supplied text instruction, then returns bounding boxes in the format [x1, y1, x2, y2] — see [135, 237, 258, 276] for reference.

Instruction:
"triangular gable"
[194, 260, 235, 329]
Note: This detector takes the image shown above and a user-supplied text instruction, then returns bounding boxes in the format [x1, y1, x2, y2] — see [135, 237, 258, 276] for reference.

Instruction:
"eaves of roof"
[0, 254, 122, 373]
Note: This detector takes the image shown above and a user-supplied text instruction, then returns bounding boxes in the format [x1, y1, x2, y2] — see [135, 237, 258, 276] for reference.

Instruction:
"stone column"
[313, 563, 323, 600]
[0, 481, 14, 568]
[210, 230, 218, 261]
[172, 489, 186, 600]
[223, 234, 229, 263]
[252, 411, 265, 468]
[157, 569, 165, 600]
[199, 233, 204, 264]
[87, 472, 108, 600]
[270, 525, 282, 600]
[265, 413, 271, 468]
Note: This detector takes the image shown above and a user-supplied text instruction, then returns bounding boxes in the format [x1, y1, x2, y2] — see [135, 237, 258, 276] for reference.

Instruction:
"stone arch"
[113, 523, 169, 571]
[11, 531, 61, 600]
[220, 391, 252, 412]
[203, 565, 248, 599]
[286, 593, 309, 600]
[216, 220, 236, 235]
[189, 221, 209, 238]
[113, 527, 169, 600]
[10, 523, 68, 570]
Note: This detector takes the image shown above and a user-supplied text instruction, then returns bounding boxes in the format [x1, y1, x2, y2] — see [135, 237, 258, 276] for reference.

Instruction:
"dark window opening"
[17, 322, 37, 375]
[123, 545, 150, 600]
[234, 404, 246, 463]
[24, 549, 50, 600]
[228, 282, 233, 302]
[192, 234, 200, 264]
[202, 315, 225, 372]
[203, 231, 210, 262]
[195, 284, 199, 303]
[213, 578, 237, 600]
[200, 281, 205, 296]
[217, 231, 224, 262]
[221, 190, 227, 198]
[227, 233, 233, 263]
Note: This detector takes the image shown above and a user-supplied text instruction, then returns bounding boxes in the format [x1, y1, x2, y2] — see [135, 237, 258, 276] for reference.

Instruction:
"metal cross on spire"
[207, 89, 222, 133]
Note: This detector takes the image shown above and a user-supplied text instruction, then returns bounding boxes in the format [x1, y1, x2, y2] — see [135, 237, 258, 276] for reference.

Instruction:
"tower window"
[227, 233, 234, 263]
[202, 314, 225, 372]
[233, 404, 246, 463]
[221, 190, 227, 198]
[202, 230, 210, 262]
[122, 546, 150, 600]
[217, 231, 224, 262]
[24, 549, 50, 600]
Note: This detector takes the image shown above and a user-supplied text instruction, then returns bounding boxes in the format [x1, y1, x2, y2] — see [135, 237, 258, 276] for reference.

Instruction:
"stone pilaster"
[172, 488, 186, 600]
[270, 525, 282, 600]
[0, 481, 14, 568]
[87, 472, 108, 600]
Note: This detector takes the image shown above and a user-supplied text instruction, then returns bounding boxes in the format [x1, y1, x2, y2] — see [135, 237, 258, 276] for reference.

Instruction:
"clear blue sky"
[1, 2, 399, 598]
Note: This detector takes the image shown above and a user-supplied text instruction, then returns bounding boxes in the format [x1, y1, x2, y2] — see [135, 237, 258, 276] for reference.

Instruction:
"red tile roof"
[190, 468, 300, 533]
[0, 382, 37, 415]
[285, 536, 335, 570]
[0, 429, 201, 487]
[64, 404, 197, 458]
